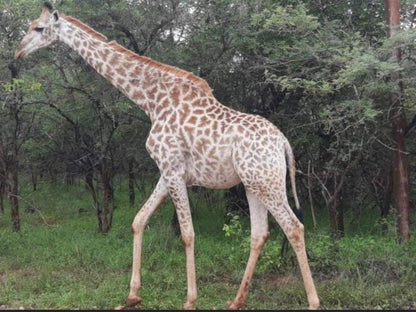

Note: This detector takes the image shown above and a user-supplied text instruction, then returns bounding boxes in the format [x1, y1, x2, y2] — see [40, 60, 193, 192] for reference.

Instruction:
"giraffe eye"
[34, 27, 44, 33]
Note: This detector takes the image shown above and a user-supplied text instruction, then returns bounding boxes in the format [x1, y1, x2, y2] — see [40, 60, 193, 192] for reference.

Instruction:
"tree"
[385, 0, 411, 241]
[3, 0, 414, 239]
[0, 1, 42, 231]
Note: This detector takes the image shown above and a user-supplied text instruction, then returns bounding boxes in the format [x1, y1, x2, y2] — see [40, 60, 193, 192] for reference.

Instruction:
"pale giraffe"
[15, 3, 320, 310]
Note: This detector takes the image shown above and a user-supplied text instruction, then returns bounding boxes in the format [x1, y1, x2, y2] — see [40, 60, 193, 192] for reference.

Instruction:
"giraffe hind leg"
[259, 193, 320, 310]
[228, 190, 269, 310]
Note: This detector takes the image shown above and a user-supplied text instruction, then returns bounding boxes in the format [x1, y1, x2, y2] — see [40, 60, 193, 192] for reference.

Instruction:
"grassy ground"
[1, 178, 415, 310]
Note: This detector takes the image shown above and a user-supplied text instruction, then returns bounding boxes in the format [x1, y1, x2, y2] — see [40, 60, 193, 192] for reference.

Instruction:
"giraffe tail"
[283, 138, 303, 223]
[281, 138, 304, 258]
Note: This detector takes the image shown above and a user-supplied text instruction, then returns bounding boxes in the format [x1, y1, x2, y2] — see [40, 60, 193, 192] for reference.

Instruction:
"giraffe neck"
[57, 16, 152, 115]
[57, 15, 214, 122]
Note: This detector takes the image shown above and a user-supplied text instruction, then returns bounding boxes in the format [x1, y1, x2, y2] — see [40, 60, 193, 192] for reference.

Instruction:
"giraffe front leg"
[126, 178, 169, 308]
[165, 176, 197, 310]
[182, 230, 197, 310]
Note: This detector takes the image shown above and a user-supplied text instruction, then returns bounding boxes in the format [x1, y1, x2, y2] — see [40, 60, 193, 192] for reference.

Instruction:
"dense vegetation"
[1, 0, 415, 236]
[1, 0, 416, 309]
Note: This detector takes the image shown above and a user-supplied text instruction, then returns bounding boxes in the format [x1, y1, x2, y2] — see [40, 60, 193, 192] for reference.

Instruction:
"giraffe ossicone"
[15, 3, 319, 310]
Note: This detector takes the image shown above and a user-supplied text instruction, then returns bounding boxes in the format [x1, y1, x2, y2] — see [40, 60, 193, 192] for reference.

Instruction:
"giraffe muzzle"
[14, 49, 25, 59]
[14, 44, 27, 59]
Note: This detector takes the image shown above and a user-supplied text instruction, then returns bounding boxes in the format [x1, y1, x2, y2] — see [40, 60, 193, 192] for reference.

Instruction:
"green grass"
[1, 178, 416, 309]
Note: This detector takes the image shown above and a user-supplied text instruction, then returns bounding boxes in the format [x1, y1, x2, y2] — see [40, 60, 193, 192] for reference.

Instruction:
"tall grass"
[0, 178, 415, 309]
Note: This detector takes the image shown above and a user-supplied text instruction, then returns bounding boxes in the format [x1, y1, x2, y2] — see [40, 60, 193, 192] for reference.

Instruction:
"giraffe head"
[15, 2, 61, 59]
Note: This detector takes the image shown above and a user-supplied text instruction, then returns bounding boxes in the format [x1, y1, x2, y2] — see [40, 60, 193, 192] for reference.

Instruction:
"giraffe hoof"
[114, 305, 125, 310]
[309, 299, 320, 310]
[227, 300, 243, 310]
[126, 295, 142, 307]
[183, 302, 195, 310]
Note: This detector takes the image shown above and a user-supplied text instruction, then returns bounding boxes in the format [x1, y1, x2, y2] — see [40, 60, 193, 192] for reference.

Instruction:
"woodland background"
[1, 0, 416, 310]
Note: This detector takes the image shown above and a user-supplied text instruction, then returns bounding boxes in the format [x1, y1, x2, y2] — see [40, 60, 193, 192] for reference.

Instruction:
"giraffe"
[15, 3, 320, 310]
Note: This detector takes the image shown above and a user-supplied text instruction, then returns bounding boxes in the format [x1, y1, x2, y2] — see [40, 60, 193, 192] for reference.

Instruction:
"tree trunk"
[381, 161, 393, 219]
[0, 191, 4, 213]
[326, 155, 360, 239]
[385, 0, 411, 241]
[128, 158, 135, 206]
[8, 158, 20, 231]
[380, 161, 393, 234]
[97, 163, 114, 234]
[6, 62, 21, 232]
[31, 170, 37, 191]
[328, 175, 344, 239]
[390, 94, 411, 241]
[0, 178, 4, 213]
[65, 165, 74, 185]
[85, 168, 97, 203]
[329, 200, 344, 239]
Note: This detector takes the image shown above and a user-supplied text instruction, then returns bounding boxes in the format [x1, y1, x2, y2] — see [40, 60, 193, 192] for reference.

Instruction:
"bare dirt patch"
[259, 273, 296, 287]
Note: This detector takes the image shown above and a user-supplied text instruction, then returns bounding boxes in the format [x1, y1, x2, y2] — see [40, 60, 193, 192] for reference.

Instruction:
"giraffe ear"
[43, 2, 53, 11]
[51, 10, 60, 22]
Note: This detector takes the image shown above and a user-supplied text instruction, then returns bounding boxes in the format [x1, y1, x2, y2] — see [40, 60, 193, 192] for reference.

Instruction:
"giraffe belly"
[189, 168, 241, 189]
[185, 155, 241, 189]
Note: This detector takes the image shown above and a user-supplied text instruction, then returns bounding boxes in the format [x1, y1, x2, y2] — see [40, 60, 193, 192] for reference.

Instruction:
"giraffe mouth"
[14, 40, 32, 59]
[14, 48, 26, 59]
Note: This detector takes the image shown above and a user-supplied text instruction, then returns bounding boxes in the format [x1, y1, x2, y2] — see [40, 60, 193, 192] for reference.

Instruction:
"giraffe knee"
[181, 233, 195, 247]
[251, 232, 270, 251]
[131, 212, 147, 234]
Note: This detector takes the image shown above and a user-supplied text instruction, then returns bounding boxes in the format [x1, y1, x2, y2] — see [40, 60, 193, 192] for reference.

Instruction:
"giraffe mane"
[61, 15, 108, 42]
[61, 15, 213, 95]
[107, 41, 213, 94]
